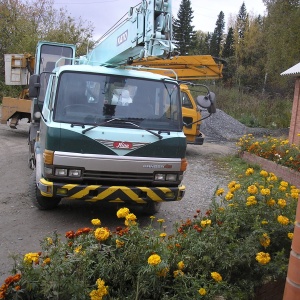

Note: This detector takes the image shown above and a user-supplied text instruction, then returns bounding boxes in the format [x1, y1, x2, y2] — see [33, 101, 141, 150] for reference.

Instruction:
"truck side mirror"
[196, 92, 216, 114]
[29, 74, 41, 98]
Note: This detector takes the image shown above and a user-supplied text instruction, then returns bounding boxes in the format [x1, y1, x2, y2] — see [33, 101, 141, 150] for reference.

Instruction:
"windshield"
[53, 72, 182, 131]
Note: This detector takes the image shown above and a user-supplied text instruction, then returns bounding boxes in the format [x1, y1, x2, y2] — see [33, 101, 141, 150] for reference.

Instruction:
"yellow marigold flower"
[225, 192, 234, 201]
[291, 192, 299, 199]
[46, 237, 53, 245]
[173, 270, 184, 277]
[247, 185, 258, 194]
[91, 218, 101, 226]
[288, 233, 294, 240]
[198, 288, 207, 296]
[280, 181, 289, 187]
[148, 254, 161, 266]
[278, 199, 287, 208]
[246, 196, 257, 206]
[90, 278, 108, 300]
[256, 252, 271, 265]
[216, 188, 225, 196]
[228, 181, 237, 189]
[74, 245, 82, 253]
[260, 233, 271, 248]
[279, 186, 287, 192]
[94, 227, 110, 241]
[177, 261, 185, 270]
[267, 199, 276, 206]
[116, 239, 125, 248]
[149, 216, 156, 219]
[260, 188, 270, 196]
[157, 219, 165, 223]
[201, 219, 212, 227]
[277, 215, 289, 225]
[289, 157, 294, 161]
[234, 183, 241, 190]
[124, 213, 137, 226]
[125, 219, 137, 226]
[260, 170, 268, 177]
[125, 213, 137, 221]
[268, 174, 278, 182]
[157, 267, 169, 277]
[24, 252, 40, 264]
[160, 233, 167, 238]
[211, 272, 222, 282]
[116, 207, 130, 218]
[245, 168, 254, 176]
[43, 257, 51, 264]
[261, 220, 268, 225]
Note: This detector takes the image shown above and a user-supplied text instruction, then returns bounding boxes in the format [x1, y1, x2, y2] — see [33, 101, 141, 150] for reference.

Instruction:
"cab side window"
[181, 91, 193, 109]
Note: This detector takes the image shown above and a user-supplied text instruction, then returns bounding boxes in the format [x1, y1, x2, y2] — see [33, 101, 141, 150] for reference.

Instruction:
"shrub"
[1, 168, 298, 299]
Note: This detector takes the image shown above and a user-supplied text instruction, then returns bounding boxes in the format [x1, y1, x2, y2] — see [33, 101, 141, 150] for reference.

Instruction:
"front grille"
[82, 170, 153, 185]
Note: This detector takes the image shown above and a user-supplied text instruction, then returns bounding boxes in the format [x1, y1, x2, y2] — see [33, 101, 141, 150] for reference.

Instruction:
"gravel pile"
[201, 109, 289, 142]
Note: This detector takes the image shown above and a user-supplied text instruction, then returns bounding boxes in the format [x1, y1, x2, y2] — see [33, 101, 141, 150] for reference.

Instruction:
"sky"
[52, 0, 267, 40]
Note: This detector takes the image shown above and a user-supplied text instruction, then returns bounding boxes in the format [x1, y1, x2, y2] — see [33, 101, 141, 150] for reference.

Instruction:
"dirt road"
[0, 120, 236, 283]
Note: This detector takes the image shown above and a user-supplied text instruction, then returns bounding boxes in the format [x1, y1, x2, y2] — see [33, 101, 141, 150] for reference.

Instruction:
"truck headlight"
[55, 168, 68, 176]
[166, 174, 177, 181]
[69, 169, 81, 177]
[155, 174, 165, 181]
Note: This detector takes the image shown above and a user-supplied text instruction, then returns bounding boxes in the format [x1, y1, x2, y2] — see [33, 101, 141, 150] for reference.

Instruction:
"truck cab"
[29, 63, 187, 213]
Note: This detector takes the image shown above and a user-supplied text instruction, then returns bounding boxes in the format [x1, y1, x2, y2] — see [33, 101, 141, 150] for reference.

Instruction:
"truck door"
[181, 89, 202, 145]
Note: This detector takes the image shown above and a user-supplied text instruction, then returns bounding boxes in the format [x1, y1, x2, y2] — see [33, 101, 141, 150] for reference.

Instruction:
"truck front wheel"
[30, 171, 61, 210]
[142, 201, 161, 215]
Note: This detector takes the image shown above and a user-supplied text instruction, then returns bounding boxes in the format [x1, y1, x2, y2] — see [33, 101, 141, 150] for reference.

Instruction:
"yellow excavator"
[1, 53, 35, 128]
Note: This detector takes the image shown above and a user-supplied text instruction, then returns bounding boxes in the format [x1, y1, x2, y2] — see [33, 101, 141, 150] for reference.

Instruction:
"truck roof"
[55, 64, 177, 82]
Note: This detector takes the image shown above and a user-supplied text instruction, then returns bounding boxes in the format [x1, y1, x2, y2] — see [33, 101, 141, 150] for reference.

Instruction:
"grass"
[189, 83, 293, 129]
[213, 85, 293, 129]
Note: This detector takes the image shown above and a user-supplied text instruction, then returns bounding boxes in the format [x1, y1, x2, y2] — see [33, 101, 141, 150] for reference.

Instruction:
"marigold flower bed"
[1, 166, 298, 299]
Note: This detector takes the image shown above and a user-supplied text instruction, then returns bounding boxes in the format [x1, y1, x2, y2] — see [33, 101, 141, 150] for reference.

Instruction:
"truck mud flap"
[39, 178, 185, 203]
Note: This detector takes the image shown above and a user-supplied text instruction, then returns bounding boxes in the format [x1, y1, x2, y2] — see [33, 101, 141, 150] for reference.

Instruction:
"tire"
[29, 171, 61, 210]
[142, 201, 162, 215]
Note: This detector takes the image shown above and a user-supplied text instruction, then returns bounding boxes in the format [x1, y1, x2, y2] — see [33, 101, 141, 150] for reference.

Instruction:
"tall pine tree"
[173, 0, 196, 55]
[210, 11, 225, 57]
[222, 27, 234, 58]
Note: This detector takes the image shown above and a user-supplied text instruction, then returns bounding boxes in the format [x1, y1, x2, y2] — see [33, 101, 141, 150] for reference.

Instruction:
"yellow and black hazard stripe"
[40, 179, 185, 203]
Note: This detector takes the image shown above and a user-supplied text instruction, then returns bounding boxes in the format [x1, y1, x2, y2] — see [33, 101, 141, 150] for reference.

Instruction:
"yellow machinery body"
[1, 53, 34, 128]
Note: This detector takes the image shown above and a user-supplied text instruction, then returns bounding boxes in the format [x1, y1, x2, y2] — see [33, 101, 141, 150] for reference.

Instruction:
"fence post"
[283, 196, 300, 299]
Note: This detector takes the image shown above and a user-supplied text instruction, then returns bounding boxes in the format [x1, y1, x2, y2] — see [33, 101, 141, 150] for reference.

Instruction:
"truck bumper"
[38, 178, 185, 203]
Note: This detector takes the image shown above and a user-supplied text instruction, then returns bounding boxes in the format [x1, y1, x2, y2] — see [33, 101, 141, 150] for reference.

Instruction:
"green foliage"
[210, 11, 225, 57]
[222, 27, 234, 58]
[173, 0, 196, 55]
[0, 0, 95, 94]
[213, 85, 293, 128]
[1, 166, 298, 299]
[263, 0, 300, 92]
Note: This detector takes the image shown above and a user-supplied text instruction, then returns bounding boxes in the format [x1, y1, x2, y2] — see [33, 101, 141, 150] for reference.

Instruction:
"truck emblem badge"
[113, 141, 132, 149]
[117, 30, 128, 46]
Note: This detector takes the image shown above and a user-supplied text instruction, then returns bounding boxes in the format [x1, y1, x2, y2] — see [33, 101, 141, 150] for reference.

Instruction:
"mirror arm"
[183, 113, 212, 128]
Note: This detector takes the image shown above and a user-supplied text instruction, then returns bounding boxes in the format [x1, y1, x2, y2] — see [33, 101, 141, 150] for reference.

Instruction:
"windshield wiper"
[82, 118, 119, 134]
[82, 118, 163, 139]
